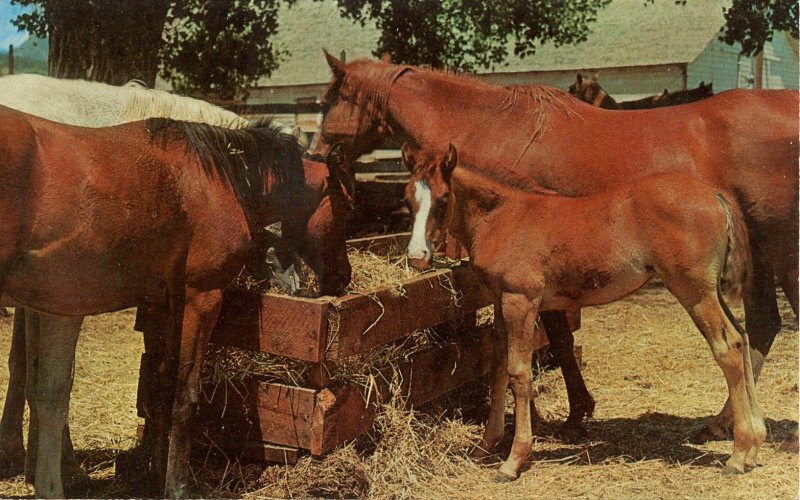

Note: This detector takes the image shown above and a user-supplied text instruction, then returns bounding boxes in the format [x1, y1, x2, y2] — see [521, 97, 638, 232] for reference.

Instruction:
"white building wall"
[688, 34, 798, 90]
[687, 38, 740, 90]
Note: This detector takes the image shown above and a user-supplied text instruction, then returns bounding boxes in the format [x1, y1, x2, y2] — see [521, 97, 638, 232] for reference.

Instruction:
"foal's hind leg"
[680, 291, 765, 473]
[692, 246, 778, 444]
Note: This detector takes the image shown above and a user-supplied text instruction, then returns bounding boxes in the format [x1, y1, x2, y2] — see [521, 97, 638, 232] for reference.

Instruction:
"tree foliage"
[329, 0, 612, 70]
[160, 0, 287, 98]
[719, 0, 798, 56]
[11, 0, 288, 98]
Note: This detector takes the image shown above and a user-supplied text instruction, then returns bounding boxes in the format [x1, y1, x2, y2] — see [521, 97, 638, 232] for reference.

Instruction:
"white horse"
[0, 73, 256, 494]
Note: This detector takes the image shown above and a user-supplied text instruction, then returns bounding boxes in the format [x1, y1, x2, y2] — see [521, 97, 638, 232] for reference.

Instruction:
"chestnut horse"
[0, 73, 257, 487]
[402, 143, 764, 480]
[312, 54, 798, 443]
[568, 73, 714, 109]
[0, 106, 352, 498]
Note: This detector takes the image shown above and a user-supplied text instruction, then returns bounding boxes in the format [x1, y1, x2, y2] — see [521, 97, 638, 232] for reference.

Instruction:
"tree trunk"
[46, 0, 169, 86]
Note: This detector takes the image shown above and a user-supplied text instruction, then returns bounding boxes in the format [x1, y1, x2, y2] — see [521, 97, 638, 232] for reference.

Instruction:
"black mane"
[146, 117, 305, 209]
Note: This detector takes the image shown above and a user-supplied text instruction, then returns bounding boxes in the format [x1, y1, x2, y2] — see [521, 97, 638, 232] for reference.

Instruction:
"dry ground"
[0, 285, 796, 498]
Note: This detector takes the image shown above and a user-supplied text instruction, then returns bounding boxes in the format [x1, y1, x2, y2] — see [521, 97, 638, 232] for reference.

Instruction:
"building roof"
[258, 0, 730, 87]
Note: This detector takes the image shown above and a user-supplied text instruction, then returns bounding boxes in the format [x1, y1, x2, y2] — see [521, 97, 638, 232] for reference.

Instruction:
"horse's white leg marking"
[407, 180, 433, 261]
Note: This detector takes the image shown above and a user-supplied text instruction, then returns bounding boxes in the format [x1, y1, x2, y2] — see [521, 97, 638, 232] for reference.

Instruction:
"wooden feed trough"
[138, 233, 580, 465]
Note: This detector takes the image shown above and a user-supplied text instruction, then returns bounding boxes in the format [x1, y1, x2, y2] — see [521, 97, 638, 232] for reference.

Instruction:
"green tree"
[329, 0, 612, 71]
[11, 0, 288, 98]
[719, 0, 798, 56]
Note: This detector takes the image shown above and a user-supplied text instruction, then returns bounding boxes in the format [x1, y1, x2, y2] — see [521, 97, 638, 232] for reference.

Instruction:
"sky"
[0, 0, 30, 48]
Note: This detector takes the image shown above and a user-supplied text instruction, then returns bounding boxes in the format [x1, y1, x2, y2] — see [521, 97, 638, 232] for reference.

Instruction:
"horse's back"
[0, 74, 127, 126]
[0, 73, 248, 129]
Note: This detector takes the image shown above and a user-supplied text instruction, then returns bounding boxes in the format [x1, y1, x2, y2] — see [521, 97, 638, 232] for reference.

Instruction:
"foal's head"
[401, 143, 457, 269]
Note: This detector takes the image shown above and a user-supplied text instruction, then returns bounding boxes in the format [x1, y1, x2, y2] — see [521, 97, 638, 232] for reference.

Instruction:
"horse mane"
[147, 117, 305, 208]
[330, 59, 579, 147]
[126, 87, 250, 129]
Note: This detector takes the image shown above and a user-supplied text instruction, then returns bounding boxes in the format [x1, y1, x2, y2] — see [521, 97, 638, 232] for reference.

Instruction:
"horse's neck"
[448, 167, 530, 250]
[386, 73, 506, 146]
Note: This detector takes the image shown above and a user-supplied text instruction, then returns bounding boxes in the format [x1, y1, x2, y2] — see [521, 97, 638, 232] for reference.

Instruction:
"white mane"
[0, 73, 250, 128]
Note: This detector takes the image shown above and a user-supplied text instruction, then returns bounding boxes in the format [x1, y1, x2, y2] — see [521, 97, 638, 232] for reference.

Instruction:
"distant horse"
[568, 73, 714, 109]
[0, 74, 254, 488]
[402, 143, 764, 481]
[0, 106, 352, 498]
[311, 54, 797, 445]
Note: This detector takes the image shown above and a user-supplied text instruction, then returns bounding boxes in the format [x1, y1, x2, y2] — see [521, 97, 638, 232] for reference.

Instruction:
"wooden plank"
[199, 324, 563, 458]
[326, 264, 489, 360]
[211, 288, 328, 362]
[200, 381, 318, 449]
[310, 385, 376, 455]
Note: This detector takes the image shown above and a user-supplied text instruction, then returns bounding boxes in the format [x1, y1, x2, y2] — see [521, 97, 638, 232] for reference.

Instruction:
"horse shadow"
[486, 412, 798, 472]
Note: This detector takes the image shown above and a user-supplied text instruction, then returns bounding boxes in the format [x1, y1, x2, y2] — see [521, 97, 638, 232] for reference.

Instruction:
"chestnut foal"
[402, 143, 765, 481]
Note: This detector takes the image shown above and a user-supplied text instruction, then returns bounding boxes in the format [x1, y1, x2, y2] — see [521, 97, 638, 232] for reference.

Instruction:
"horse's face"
[282, 156, 354, 296]
[568, 73, 603, 105]
[312, 53, 388, 160]
[401, 143, 456, 269]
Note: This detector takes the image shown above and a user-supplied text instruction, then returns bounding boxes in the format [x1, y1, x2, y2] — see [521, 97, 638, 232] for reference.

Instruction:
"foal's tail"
[716, 192, 752, 308]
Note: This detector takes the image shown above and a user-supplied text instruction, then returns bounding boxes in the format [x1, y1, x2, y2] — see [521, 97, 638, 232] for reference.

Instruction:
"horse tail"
[715, 192, 752, 312]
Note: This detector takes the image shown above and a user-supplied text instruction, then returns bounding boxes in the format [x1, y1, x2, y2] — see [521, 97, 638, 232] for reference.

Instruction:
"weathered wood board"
[211, 262, 490, 362]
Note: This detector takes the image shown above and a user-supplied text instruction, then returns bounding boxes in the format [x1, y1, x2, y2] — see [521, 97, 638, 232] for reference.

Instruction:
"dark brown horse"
[0, 106, 352, 498]
[311, 54, 798, 444]
[568, 73, 714, 109]
[401, 143, 764, 480]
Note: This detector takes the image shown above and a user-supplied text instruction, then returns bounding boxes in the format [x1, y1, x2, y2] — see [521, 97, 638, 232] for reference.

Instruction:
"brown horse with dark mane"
[402, 143, 764, 481]
[568, 73, 714, 109]
[0, 105, 352, 498]
[311, 53, 798, 446]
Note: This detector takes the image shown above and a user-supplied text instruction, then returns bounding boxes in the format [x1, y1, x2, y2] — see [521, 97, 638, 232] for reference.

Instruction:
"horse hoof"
[494, 471, 517, 483]
[64, 466, 91, 491]
[689, 425, 727, 444]
[557, 424, 588, 444]
[722, 465, 744, 476]
[778, 435, 799, 454]
[0, 454, 23, 479]
[469, 446, 491, 461]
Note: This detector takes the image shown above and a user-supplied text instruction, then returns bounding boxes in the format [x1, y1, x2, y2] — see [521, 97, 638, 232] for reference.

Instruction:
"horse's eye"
[438, 195, 449, 208]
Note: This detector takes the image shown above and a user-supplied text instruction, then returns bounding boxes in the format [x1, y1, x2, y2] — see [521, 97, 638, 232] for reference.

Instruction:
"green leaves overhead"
[330, 0, 611, 71]
[719, 0, 798, 56]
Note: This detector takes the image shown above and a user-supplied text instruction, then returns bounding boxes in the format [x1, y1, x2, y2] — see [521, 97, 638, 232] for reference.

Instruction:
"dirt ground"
[0, 285, 796, 498]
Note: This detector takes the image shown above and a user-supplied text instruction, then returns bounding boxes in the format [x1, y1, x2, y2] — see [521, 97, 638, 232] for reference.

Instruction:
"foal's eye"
[437, 195, 449, 208]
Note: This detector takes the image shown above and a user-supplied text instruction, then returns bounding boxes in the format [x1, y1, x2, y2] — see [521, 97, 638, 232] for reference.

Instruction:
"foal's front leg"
[496, 292, 541, 482]
[474, 300, 509, 457]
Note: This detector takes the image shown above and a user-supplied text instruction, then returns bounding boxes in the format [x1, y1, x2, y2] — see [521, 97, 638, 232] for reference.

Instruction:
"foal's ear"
[442, 143, 457, 176]
[400, 142, 415, 171]
[576, 73, 583, 84]
[323, 49, 346, 78]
